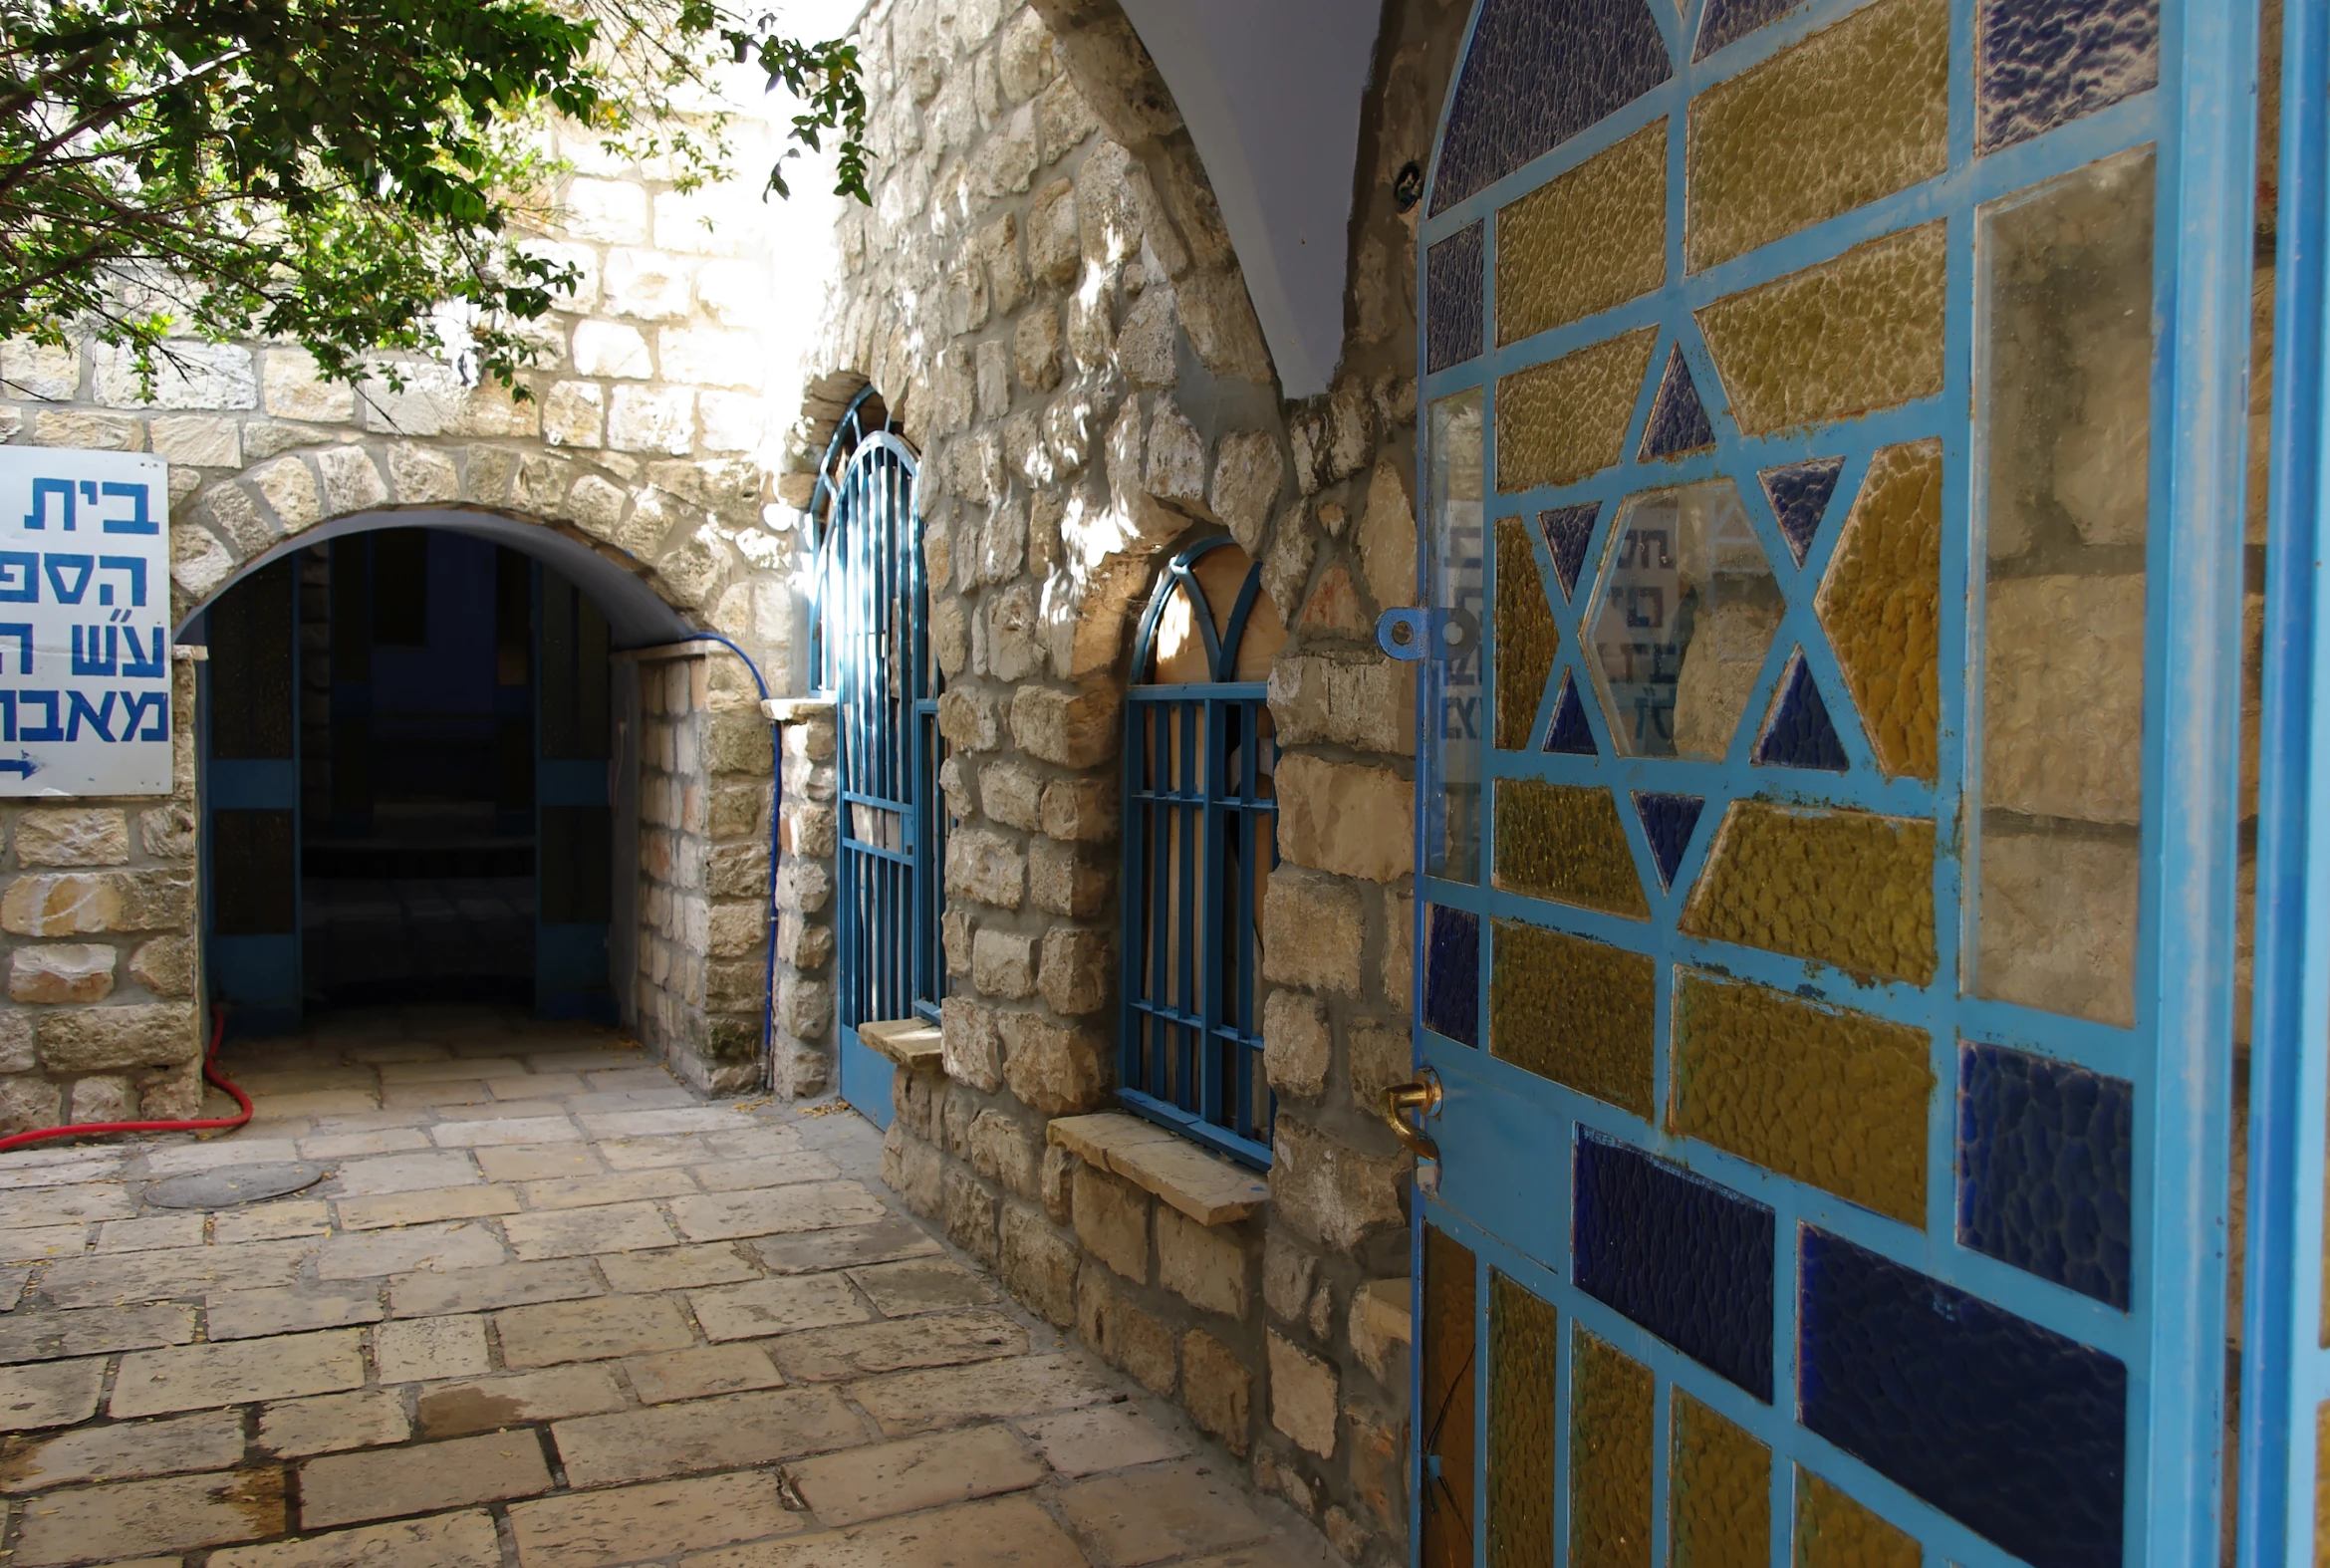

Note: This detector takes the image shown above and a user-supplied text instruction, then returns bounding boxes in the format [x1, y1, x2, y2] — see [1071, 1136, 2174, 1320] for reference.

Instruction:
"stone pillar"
[0, 650, 204, 1132]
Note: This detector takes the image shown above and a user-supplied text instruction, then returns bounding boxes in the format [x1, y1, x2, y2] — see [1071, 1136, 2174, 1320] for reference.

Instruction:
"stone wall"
[633, 647, 783, 1095]
[0, 103, 814, 1110]
[0, 652, 204, 1130]
[784, 0, 1465, 1560]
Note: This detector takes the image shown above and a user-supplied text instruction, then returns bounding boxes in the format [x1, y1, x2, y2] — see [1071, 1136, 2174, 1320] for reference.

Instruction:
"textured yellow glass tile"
[1671, 969, 1933, 1224]
[1423, 1226, 1478, 1568]
[1818, 440, 1942, 780]
[1671, 1389, 1770, 1568]
[1497, 517, 1561, 751]
[1499, 120, 1669, 345]
[1498, 329, 1660, 493]
[2317, 1401, 2330, 1567]
[1685, 0, 1949, 272]
[1695, 224, 1946, 436]
[1796, 1467, 1920, 1568]
[1681, 800, 1937, 983]
[1489, 1271, 1559, 1568]
[1494, 780, 1652, 919]
[1490, 918, 1657, 1117]
[1572, 1328, 1655, 1568]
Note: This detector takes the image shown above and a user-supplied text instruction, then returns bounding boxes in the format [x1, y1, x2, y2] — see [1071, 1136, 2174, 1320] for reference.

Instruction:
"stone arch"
[164, 430, 793, 668]
[173, 506, 692, 649]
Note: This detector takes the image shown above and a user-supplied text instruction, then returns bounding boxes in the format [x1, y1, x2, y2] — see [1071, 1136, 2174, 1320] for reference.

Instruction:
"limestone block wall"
[769, 703, 840, 1101]
[0, 653, 204, 1130]
[633, 647, 781, 1095]
[788, 0, 1466, 1560]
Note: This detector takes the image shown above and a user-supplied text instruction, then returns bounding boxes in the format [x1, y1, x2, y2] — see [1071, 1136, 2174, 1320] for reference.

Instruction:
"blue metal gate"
[1403, 0, 2263, 1563]
[816, 410, 932, 1127]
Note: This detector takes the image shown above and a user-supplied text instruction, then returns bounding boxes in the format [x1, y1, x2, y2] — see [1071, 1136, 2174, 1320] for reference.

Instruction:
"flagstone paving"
[0, 1006, 1334, 1568]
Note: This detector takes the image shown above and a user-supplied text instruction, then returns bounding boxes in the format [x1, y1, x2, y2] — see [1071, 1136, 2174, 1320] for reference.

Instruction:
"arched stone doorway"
[178, 508, 776, 1095]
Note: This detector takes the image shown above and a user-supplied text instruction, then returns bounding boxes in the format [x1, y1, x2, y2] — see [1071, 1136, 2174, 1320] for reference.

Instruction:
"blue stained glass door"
[827, 430, 928, 1129]
[1408, 0, 2261, 1564]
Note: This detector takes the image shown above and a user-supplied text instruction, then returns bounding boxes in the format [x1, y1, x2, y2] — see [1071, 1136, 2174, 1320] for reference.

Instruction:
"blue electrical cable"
[676, 632, 781, 1092]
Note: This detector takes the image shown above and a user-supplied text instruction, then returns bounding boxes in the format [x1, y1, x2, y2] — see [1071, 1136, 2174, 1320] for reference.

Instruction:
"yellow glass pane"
[1670, 969, 1933, 1225]
[1494, 780, 1652, 919]
[1499, 120, 1669, 345]
[1497, 516, 1561, 751]
[1572, 1327, 1654, 1568]
[1796, 1467, 1920, 1568]
[1681, 800, 1937, 983]
[2317, 1400, 2330, 1566]
[1817, 440, 1943, 781]
[1423, 1226, 1478, 1568]
[1490, 917, 1656, 1117]
[1498, 329, 1660, 493]
[1695, 224, 1946, 437]
[1672, 1389, 1770, 1568]
[1685, 0, 1949, 272]
[1489, 1271, 1559, 1568]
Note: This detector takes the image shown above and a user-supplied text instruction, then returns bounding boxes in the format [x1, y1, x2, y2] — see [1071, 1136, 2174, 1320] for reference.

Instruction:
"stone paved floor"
[0, 1007, 1333, 1568]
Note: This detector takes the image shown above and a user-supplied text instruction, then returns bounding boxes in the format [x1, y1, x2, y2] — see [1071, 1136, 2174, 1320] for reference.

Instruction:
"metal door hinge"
[1376, 608, 1476, 662]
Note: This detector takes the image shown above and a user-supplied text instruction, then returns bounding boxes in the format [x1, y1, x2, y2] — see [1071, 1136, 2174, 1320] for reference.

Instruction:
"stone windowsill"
[858, 1018, 940, 1069]
[1048, 1111, 1268, 1227]
[763, 696, 836, 724]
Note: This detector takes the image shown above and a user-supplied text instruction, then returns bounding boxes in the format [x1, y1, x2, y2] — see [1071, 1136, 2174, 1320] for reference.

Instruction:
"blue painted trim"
[2239, 0, 2330, 1556]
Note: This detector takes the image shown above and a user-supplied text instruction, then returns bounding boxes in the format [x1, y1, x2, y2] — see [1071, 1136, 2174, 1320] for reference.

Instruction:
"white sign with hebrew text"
[0, 448, 174, 796]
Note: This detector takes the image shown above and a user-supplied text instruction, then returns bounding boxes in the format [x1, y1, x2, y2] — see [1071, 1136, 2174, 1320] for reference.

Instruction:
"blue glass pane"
[1957, 1042, 2134, 1308]
[1538, 502, 1601, 600]
[1424, 904, 1481, 1046]
[1430, 0, 1673, 217]
[1694, 0, 1807, 61]
[1755, 655, 1848, 771]
[1799, 1228, 2127, 1568]
[1575, 1129, 1774, 1400]
[1975, 0, 2160, 153]
[1638, 345, 1715, 460]
[1544, 672, 1599, 755]
[1632, 791, 1704, 890]
[1757, 456, 1845, 567]
[1427, 223, 1485, 374]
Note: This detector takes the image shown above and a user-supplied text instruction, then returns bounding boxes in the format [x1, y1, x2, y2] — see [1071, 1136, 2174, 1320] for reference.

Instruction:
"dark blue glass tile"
[1544, 672, 1598, 755]
[1538, 503, 1600, 600]
[1976, 0, 2159, 153]
[1799, 1228, 2127, 1568]
[1755, 655, 1848, 771]
[1757, 456, 1844, 567]
[1694, 0, 1807, 61]
[1574, 1129, 1774, 1400]
[1632, 792, 1704, 890]
[1957, 1043, 2134, 1309]
[1638, 346, 1715, 460]
[1427, 223, 1485, 374]
[1424, 905, 1480, 1047]
[1430, 0, 1673, 216]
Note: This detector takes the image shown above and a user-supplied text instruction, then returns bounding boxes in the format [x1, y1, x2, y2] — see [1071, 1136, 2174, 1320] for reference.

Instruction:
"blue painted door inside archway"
[1405, 0, 2258, 1564]
[828, 431, 933, 1128]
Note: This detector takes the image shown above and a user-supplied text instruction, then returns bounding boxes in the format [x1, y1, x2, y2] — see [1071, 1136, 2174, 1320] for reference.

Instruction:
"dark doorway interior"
[304, 531, 535, 1008]
[202, 528, 615, 1027]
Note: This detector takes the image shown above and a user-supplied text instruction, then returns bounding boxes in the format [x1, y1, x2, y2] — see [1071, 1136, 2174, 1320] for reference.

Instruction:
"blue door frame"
[2238, 0, 2330, 1559]
[1406, 0, 2272, 1562]
[817, 417, 930, 1128]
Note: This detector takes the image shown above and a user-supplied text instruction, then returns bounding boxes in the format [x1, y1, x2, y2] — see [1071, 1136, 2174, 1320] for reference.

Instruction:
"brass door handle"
[1381, 1068, 1444, 1164]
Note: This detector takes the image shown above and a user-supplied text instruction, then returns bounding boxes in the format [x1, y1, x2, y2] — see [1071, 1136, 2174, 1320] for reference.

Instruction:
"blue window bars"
[1119, 538, 1284, 1169]
[806, 392, 943, 1079]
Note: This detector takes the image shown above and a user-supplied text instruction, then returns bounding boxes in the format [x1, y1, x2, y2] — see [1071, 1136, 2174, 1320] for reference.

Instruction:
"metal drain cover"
[145, 1162, 327, 1208]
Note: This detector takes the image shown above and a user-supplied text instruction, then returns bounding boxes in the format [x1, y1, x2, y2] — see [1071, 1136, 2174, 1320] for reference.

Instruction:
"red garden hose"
[0, 1004, 248, 1153]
